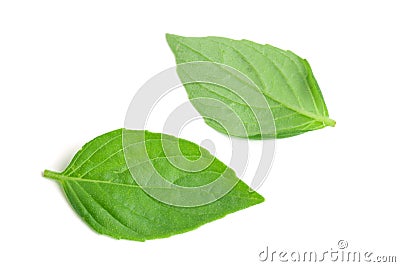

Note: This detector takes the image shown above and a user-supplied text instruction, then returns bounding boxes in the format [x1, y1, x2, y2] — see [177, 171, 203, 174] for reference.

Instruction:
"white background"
[1, 0, 399, 266]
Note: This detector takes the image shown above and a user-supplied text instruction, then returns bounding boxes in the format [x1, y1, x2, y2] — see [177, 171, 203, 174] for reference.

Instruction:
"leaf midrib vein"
[44, 171, 262, 202]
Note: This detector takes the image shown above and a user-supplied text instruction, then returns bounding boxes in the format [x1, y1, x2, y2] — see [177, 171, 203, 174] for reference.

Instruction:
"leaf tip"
[165, 33, 178, 43]
[166, 33, 185, 51]
[257, 194, 265, 204]
[247, 188, 265, 204]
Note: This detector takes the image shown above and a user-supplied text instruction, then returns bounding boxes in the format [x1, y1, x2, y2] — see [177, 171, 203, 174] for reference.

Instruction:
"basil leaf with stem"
[166, 34, 335, 139]
[43, 129, 264, 241]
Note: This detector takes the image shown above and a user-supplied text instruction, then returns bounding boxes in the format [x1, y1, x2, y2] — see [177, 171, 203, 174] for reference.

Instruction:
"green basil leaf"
[166, 34, 335, 139]
[43, 129, 264, 241]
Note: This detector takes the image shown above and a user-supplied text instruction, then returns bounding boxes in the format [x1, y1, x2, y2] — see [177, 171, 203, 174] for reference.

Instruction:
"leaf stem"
[323, 118, 336, 127]
[43, 170, 64, 181]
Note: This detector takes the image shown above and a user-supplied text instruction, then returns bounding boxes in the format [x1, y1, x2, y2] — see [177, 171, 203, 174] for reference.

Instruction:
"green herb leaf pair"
[44, 34, 335, 241]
